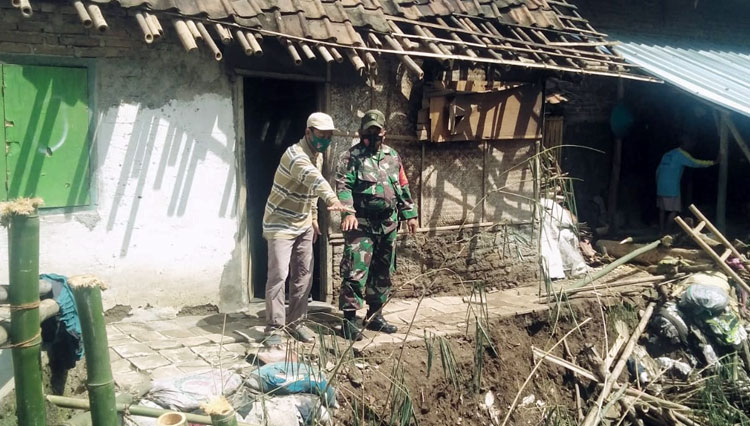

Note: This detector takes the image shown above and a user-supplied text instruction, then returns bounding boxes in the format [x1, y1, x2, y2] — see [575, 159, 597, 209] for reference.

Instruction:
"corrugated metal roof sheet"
[615, 39, 750, 117]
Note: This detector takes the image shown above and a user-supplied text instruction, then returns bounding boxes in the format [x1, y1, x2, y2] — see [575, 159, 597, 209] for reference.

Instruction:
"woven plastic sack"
[246, 362, 336, 406]
[678, 284, 729, 316]
[148, 370, 243, 411]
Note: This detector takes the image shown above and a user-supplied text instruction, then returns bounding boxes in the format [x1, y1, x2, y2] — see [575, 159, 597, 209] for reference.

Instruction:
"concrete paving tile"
[177, 365, 213, 375]
[106, 327, 125, 337]
[179, 336, 211, 347]
[107, 335, 138, 347]
[111, 358, 133, 374]
[128, 354, 171, 371]
[113, 323, 152, 334]
[112, 342, 155, 359]
[187, 327, 214, 337]
[109, 348, 122, 361]
[130, 330, 167, 343]
[113, 370, 151, 391]
[150, 365, 184, 380]
[205, 333, 239, 344]
[160, 329, 197, 339]
[160, 347, 200, 364]
[147, 340, 183, 351]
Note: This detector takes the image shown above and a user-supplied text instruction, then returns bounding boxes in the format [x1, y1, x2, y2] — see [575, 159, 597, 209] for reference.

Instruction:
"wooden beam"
[726, 113, 750, 164]
[716, 112, 729, 232]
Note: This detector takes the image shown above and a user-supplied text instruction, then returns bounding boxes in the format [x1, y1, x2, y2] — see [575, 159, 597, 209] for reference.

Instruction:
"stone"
[128, 354, 171, 371]
[205, 333, 239, 344]
[179, 336, 211, 347]
[112, 342, 155, 359]
[111, 358, 133, 374]
[114, 370, 150, 392]
[150, 365, 184, 380]
[114, 323, 152, 334]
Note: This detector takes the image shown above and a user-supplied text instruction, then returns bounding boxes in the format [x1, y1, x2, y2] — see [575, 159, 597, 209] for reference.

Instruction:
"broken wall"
[0, 3, 245, 311]
[325, 59, 539, 301]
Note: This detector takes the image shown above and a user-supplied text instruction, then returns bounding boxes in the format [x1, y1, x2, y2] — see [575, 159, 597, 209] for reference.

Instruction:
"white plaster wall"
[0, 46, 245, 311]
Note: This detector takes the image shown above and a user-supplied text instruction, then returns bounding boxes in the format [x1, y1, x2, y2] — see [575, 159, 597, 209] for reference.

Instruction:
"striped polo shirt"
[263, 138, 337, 240]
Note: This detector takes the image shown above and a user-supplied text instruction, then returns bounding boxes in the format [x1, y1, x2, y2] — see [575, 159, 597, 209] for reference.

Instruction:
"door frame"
[232, 66, 332, 302]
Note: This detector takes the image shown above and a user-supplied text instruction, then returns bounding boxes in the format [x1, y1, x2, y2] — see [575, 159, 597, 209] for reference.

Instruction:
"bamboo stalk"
[214, 24, 232, 45]
[70, 275, 117, 426]
[297, 43, 314, 60]
[245, 32, 263, 56]
[17, 0, 32, 17]
[688, 203, 747, 264]
[345, 48, 365, 73]
[45, 395, 255, 426]
[134, 12, 154, 44]
[186, 20, 202, 41]
[286, 41, 303, 65]
[204, 396, 238, 426]
[329, 47, 344, 63]
[196, 22, 222, 61]
[382, 35, 424, 79]
[87, 5, 108, 32]
[145, 13, 163, 38]
[72, 1, 92, 27]
[570, 238, 666, 289]
[581, 302, 657, 426]
[173, 20, 198, 52]
[4, 199, 46, 426]
[317, 45, 334, 63]
[0, 298, 60, 346]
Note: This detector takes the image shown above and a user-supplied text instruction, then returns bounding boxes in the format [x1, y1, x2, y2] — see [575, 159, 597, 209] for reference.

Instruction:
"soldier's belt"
[357, 209, 395, 221]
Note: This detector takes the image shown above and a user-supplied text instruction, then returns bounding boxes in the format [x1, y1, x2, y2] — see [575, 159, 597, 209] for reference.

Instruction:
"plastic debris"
[679, 284, 729, 317]
[704, 310, 748, 346]
[652, 302, 689, 344]
[148, 370, 243, 412]
[246, 362, 336, 406]
[242, 395, 330, 426]
[655, 357, 693, 379]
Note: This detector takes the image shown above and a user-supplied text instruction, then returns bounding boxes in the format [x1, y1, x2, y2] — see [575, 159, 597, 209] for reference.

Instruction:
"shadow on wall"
[100, 99, 236, 257]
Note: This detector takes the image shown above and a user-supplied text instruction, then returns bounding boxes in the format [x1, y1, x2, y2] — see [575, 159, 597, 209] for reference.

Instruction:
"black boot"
[366, 310, 398, 334]
[341, 311, 363, 341]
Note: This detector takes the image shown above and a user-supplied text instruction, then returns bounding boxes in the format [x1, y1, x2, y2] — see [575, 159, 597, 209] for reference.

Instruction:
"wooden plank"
[716, 113, 729, 232]
[688, 204, 746, 262]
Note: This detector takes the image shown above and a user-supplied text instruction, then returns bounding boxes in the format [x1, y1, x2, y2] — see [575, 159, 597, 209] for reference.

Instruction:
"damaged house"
[0, 1, 647, 314]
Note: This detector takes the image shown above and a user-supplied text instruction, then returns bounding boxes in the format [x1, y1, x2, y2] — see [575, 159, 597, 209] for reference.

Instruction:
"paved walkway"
[106, 268, 647, 389]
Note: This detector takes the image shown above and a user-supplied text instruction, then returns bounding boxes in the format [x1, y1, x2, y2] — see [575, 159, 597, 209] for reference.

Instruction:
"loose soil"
[334, 295, 648, 425]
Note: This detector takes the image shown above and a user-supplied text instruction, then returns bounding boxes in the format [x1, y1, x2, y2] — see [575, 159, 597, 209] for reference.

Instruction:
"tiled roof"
[11, 0, 649, 80]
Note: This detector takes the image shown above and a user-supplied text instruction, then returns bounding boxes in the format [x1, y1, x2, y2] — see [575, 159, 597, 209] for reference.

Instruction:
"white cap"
[306, 112, 336, 131]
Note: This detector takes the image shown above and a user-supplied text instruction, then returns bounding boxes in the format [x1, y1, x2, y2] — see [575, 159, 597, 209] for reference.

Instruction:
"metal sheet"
[615, 39, 750, 118]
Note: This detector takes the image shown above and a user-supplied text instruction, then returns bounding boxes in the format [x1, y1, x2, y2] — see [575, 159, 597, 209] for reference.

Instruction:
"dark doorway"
[244, 77, 320, 299]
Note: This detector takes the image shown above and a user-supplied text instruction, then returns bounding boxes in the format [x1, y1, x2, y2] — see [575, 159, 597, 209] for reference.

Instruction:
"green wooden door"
[1, 64, 90, 208]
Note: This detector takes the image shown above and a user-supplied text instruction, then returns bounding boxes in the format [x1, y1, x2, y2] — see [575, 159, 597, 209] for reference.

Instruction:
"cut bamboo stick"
[383, 35, 424, 79]
[235, 31, 252, 56]
[17, 0, 32, 17]
[173, 20, 198, 52]
[72, 1, 92, 27]
[688, 203, 747, 264]
[71, 275, 117, 426]
[87, 4, 108, 32]
[245, 32, 263, 56]
[345, 48, 365, 73]
[329, 46, 344, 63]
[46, 395, 255, 426]
[286, 41, 302, 65]
[299, 42, 316, 60]
[364, 51, 377, 70]
[145, 13, 163, 38]
[3, 199, 46, 426]
[570, 238, 666, 289]
[367, 32, 383, 49]
[317, 45, 334, 63]
[186, 20, 202, 41]
[581, 302, 656, 426]
[196, 22, 222, 61]
[0, 299, 60, 347]
[214, 23, 232, 45]
[134, 12, 154, 44]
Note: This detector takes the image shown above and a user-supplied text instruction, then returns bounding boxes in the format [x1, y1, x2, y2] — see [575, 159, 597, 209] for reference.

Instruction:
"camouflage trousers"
[339, 228, 397, 311]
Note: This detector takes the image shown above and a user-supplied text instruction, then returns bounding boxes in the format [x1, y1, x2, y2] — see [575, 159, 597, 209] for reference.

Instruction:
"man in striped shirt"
[262, 112, 352, 346]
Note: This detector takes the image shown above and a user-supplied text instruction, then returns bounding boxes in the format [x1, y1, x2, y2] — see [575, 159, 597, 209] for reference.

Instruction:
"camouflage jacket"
[336, 143, 418, 234]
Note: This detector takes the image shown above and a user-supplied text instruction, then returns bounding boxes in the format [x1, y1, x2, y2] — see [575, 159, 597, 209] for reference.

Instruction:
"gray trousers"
[265, 227, 314, 332]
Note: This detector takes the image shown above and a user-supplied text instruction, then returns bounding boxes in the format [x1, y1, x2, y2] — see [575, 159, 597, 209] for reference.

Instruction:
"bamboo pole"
[299, 43, 316, 60]
[203, 396, 238, 426]
[286, 41, 303, 65]
[134, 12, 154, 44]
[174, 20, 197, 52]
[570, 237, 667, 289]
[145, 13, 163, 39]
[2, 198, 46, 426]
[87, 5, 108, 32]
[345, 48, 365, 73]
[317, 45, 334, 63]
[688, 203, 747, 264]
[196, 22, 222, 61]
[186, 20, 202, 41]
[0, 279, 52, 302]
[214, 24, 232, 45]
[382, 35, 424, 79]
[581, 302, 656, 426]
[0, 298, 60, 346]
[17, 0, 32, 17]
[72, 1, 92, 27]
[244, 32, 263, 56]
[726, 114, 750, 164]
[329, 47, 344, 63]
[46, 395, 256, 426]
[70, 275, 117, 426]
[716, 113, 729, 233]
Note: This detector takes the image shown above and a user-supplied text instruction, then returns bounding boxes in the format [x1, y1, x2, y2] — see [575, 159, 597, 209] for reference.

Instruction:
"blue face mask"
[310, 134, 331, 152]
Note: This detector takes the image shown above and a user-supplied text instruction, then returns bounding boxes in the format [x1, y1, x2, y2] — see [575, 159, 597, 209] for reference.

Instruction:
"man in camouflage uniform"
[336, 109, 419, 340]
